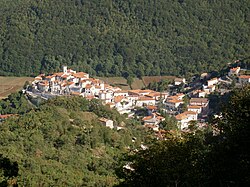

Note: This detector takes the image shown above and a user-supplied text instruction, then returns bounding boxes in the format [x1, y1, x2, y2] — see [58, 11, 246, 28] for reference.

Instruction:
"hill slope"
[0, 0, 249, 77]
[0, 96, 153, 186]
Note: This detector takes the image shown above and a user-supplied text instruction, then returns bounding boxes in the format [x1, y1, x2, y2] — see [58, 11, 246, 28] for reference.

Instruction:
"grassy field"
[0, 76, 33, 99]
[97, 77, 131, 90]
[97, 76, 176, 90]
[142, 76, 176, 86]
[131, 78, 145, 89]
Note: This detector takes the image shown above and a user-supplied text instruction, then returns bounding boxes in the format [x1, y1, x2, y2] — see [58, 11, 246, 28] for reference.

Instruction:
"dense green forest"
[0, 96, 154, 186]
[0, 0, 249, 77]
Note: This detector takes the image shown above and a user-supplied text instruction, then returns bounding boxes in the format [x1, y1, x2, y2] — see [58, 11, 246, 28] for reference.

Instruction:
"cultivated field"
[142, 76, 176, 86]
[97, 77, 131, 90]
[98, 76, 177, 90]
[0, 76, 33, 99]
[131, 78, 145, 89]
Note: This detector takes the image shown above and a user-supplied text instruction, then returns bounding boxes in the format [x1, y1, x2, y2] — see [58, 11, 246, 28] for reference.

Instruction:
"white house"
[37, 81, 49, 92]
[190, 98, 209, 114]
[135, 96, 156, 107]
[99, 117, 114, 129]
[197, 90, 206, 98]
[175, 111, 198, 130]
[114, 90, 129, 97]
[174, 78, 186, 86]
[207, 78, 218, 86]
[228, 67, 240, 76]
[187, 105, 202, 114]
[165, 99, 183, 109]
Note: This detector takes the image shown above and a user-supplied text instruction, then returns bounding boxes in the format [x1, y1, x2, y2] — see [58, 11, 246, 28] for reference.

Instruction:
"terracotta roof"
[99, 117, 110, 123]
[71, 92, 81, 95]
[140, 89, 154, 93]
[184, 111, 197, 115]
[167, 99, 182, 103]
[115, 90, 129, 94]
[142, 116, 153, 121]
[239, 75, 250, 79]
[55, 72, 64, 76]
[0, 114, 16, 119]
[175, 113, 188, 120]
[167, 96, 179, 100]
[73, 72, 88, 78]
[188, 105, 201, 109]
[190, 98, 208, 103]
[176, 93, 185, 97]
[175, 111, 197, 120]
[85, 84, 92, 89]
[61, 74, 69, 79]
[114, 96, 124, 103]
[146, 92, 161, 97]
[138, 96, 155, 101]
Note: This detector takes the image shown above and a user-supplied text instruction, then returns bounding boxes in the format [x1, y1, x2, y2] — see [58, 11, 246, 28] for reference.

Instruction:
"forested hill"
[0, 0, 249, 77]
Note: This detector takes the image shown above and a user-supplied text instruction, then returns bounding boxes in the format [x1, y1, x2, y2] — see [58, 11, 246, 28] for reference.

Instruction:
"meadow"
[0, 76, 33, 99]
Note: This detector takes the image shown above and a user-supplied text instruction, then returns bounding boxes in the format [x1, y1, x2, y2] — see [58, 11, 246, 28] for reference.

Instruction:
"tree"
[0, 154, 19, 187]
[126, 76, 134, 89]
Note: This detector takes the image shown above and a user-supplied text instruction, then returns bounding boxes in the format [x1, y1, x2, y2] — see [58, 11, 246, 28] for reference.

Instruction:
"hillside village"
[22, 65, 250, 132]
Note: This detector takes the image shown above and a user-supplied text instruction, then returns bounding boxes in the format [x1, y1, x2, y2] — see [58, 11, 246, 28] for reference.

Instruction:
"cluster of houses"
[228, 66, 250, 84]
[28, 64, 249, 132]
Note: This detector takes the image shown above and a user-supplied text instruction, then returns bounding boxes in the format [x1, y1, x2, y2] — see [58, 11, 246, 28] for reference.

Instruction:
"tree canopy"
[0, 96, 154, 186]
[0, 0, 249, 77]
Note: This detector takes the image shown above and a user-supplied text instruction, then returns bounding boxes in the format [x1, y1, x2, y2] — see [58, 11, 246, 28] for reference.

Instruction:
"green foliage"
[146, 79, 171, 92]
[208, 85, 250, 186]
[0, 96, 154, 186]
[0, 154, 19, 187]
[0, 0, 249, 77]
[0, 91, 34, 115]
[117, 85, 250, 186]
[117, 133, 209, 187]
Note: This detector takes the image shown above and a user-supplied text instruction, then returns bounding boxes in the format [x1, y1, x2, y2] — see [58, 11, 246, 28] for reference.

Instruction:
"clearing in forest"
[142, 76, 176, 86]
[0, 76, 33, 99]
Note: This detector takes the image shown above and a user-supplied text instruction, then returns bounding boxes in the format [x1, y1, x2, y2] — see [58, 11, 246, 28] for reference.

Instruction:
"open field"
[97, 77, 131, 90]
[131, 78, 145, 89]
[0, 76, 33, 99]
[142, 76, 176, 86]
[98, 76, 177, 90]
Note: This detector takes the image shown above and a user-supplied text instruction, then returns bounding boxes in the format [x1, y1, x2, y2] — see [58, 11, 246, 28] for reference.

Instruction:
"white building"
[99, 118, 114, 129]
[207, 78, 218, 86]
[135, 96, 156, 107]
[228, 67, 240, 76]
[175, 111, 198, 130]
